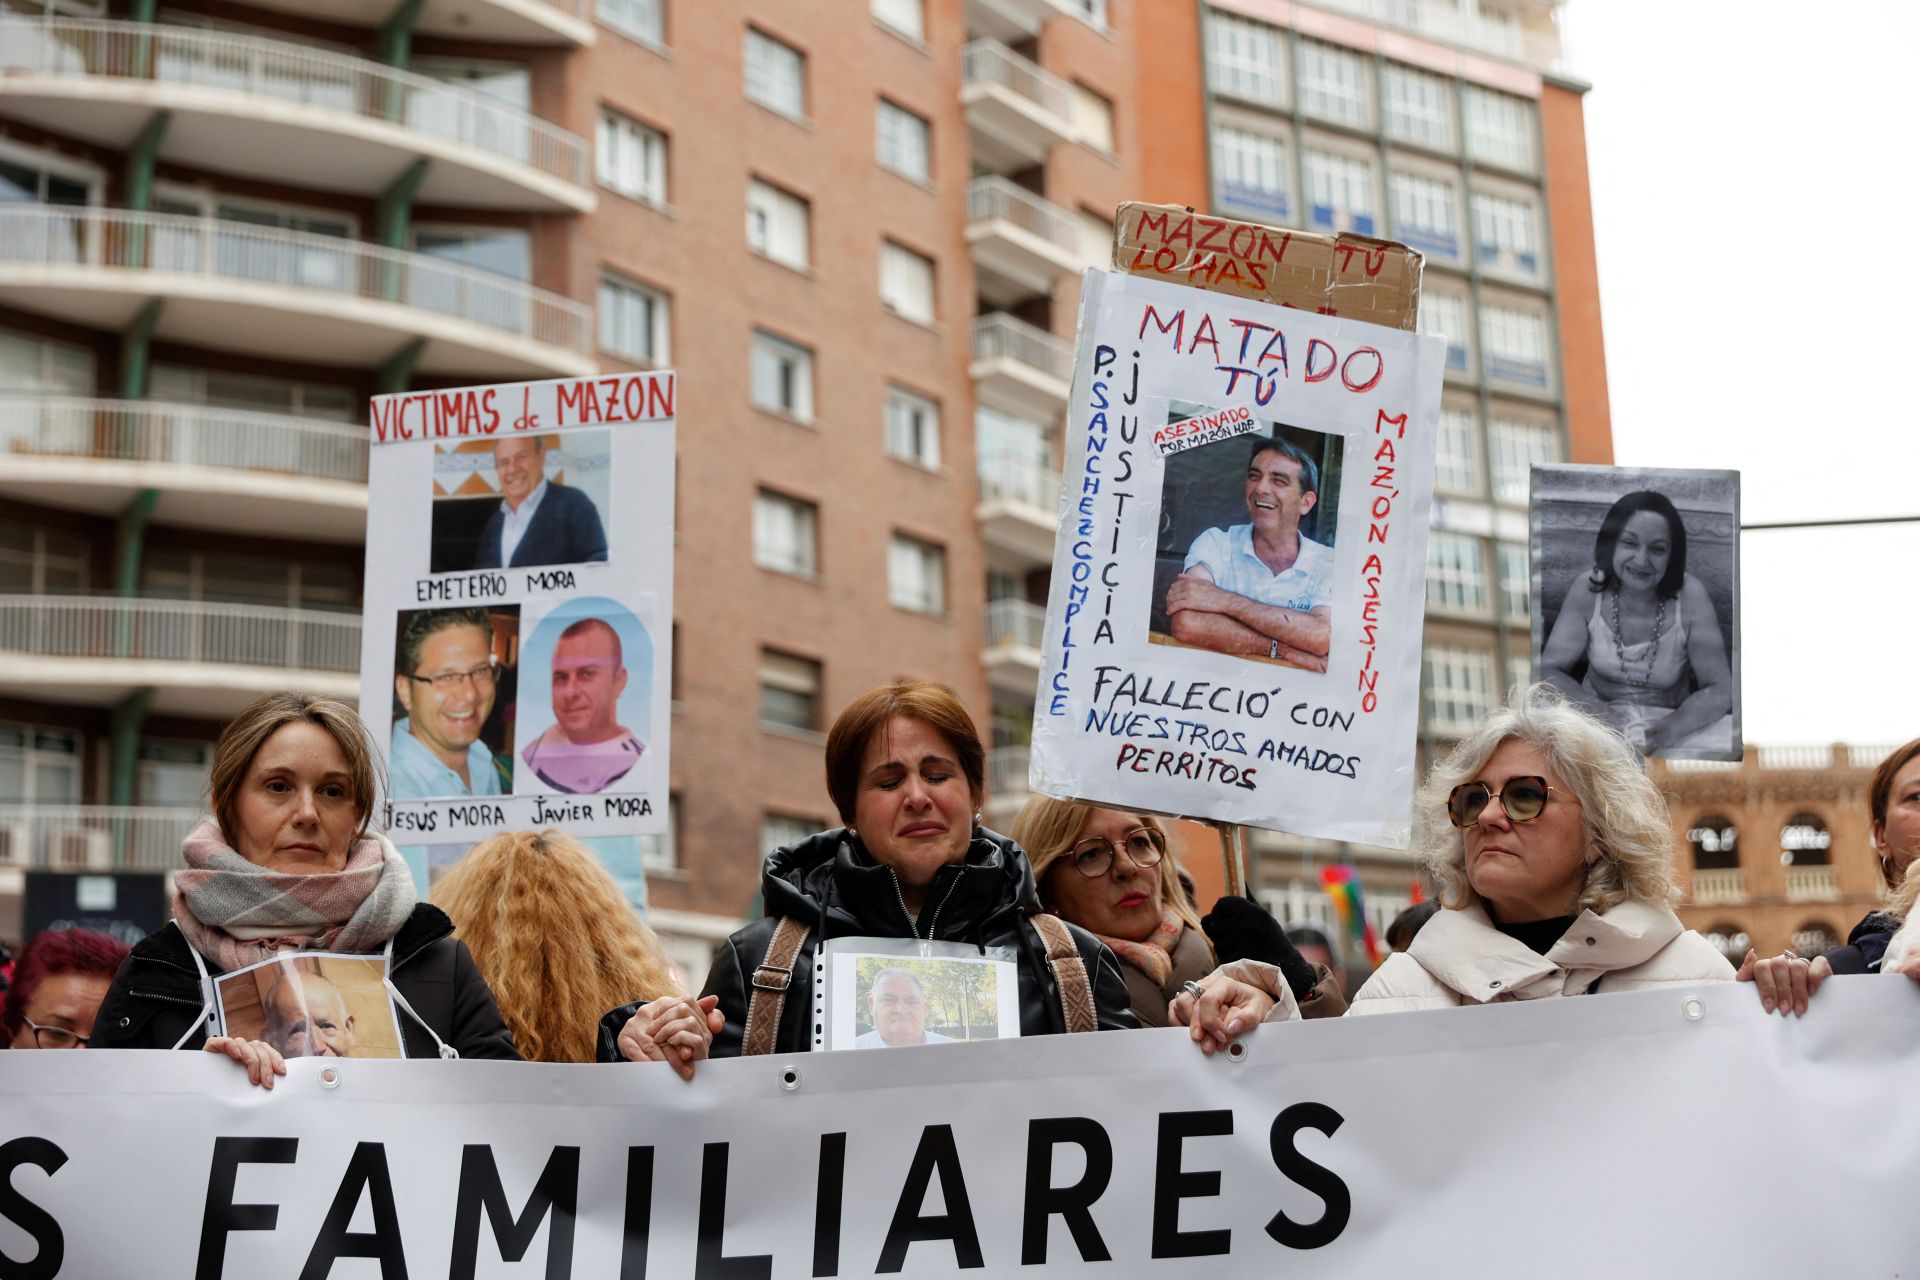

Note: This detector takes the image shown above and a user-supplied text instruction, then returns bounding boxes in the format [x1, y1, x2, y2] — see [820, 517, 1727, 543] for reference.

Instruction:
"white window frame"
[1072, 81, 1115, 154]
[875, 99, 931, 183]
[1419, 286, 1474, 378]
[1425, 532, 1489, 615]
[1487, 414, 1558, 505]
[0, 722, 82, 806]
[761, 811, 822, 856]
[1296, 39, 1369, 127]
[1496, 541, 1530, 621]
[750, 330, 814, 422]
[885, 385, 941, 469]
[598, 0, 663, 47]
[1390, 169, 1460, 260]
[598, 273, 670, 365]
[597, 109, 667, 205]
[1423, 646, 1497, 738]
[746, 178, 810, 270]
[888, 533, 946, 615]
[753, 489, 820, 577]
[639, 794, 680, 873]
[1213, 123, 1291, 222]
[870, 0, 922, 41]
[1433, 402, 1481, 496]
[0, 525, 89, 594]
[1303, 147, 1377, 236]
[1383, 63, 1454, 150]
[1463, 85, 1536, 172]
[1481, 301, 1553, 391]
[744, 28, 806, 120]
[1205, 11, 1286, 108]
[759, 649, 822, 732]
[1470, 187, 1543, 280]
[0, 327, 96, 395]
[880, 241, 936, 324]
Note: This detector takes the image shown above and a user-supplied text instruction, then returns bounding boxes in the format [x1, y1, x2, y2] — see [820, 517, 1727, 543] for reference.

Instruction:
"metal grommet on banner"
[319, 1066, 341, 1089]
[1682, 996, 1706, 1023]
[779, 1065, 802, 1092]
[1225, 1040, 1248, 1063]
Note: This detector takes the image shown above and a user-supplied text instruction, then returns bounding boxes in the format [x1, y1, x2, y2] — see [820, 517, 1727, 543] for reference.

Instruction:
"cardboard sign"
[361, 372, 674, 842]
[1031, 270, 1442, 848]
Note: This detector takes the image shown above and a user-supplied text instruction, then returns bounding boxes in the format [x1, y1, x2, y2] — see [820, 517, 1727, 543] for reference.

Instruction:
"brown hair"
[430, 829, 680, 1063]
[209, 692, 378, 848]
[1868, 738, 1920, 891]
[1011, 796, 1211, 953]
[823, 681, 984, 826]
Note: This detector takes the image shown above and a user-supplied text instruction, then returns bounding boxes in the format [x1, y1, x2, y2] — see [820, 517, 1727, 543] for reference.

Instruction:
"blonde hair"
[210, 692, 378, 848]
[1891, 867, 1920, 922]
[1417, 683, 1679, 915]
[1010, 796, 1211, 953]
[430, 829, 679, 1063]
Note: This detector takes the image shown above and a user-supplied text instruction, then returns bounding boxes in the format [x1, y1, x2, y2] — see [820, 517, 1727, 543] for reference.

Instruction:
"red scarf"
[1092, 909, 1183, 988]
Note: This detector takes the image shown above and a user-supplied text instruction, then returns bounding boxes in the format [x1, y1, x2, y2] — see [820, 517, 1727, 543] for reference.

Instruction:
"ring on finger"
[1179, 980, 1205, 1000]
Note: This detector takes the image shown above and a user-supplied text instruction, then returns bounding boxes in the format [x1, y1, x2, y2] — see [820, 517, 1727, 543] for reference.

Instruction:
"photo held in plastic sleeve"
[1030, 205, 1444, 849]
[360, 372, 675, 846]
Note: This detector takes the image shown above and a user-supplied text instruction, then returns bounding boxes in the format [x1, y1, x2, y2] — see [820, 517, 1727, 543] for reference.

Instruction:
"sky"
[1560, 0, 1920, 749]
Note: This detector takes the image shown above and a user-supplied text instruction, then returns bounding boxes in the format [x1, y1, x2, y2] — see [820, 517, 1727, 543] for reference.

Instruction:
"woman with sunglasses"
[1013, 798, 1346, 1033]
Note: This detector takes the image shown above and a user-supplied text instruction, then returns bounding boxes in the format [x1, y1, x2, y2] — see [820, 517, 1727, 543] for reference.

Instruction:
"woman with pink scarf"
[93, 693, 517, 1083]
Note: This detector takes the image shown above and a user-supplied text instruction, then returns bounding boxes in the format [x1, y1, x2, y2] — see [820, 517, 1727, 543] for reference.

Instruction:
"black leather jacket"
[598, 827, 1137, 1059]
[92, 904, 520, 1060]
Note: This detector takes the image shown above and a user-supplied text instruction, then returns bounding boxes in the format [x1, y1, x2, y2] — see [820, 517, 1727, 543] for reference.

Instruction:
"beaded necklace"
[1606, 589, 1666, 689]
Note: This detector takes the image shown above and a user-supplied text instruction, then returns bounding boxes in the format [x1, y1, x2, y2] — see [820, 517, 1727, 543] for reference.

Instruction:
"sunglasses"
[1446, 776, 1572, 828]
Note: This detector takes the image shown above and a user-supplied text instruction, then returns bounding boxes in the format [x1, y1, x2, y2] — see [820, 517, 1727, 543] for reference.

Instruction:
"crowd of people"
[2, 684, 1914, 1083]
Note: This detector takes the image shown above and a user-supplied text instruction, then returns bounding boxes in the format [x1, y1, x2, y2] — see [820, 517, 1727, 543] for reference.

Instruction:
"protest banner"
[2, 980, 1913, 1277]
[1530, 464, 1742, 761]
[1030, 267, 1444, 848]
[361, 372, 674, 843]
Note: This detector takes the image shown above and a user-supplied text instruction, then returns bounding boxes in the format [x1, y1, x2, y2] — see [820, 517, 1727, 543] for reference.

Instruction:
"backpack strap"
[1030, 911, 1096, 1034]
[741, 915, 811, 1056]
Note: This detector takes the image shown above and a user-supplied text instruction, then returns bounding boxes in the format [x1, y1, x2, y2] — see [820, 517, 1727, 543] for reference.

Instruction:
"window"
[762, 812, 819, 854]
[1072, 82, 1115, 153]
[1419, 288, 1473, 376]
[1205, 11, 1286, 108]
[1481, 302, 1552, 390]
[1390, 170, 1459, 259]
[1471, 188, 1542, 279]
[639, 795, 680, 873]
[598, 274, 670, 364]
[1791, 923, 1840, 959]
[1425, 532, 1488, 614]
[1433, 403, 1481, 495]
[888, 534, 946, 614]
[1688, 815, 1739, 871]
[746, 178, 809, 270]
[0, 524, 88, 593]
[1780, 813, 1832, 865]
[880, 241, 935, 324]
[1077, 207, 1113, 270]
[760, 650, 821, 731]
[885, 386, 941, 468]
[750, 331, 814, 421]
[1487, 415, 1557, 505]
[136, 739, 212, 807]
[1303, 149, 1375, 236]
[1383, 63, 1454, 149]
[744, 28, 806, 119]
[871, 0, 922, 40]
[1423, 646, 1496, 738]
[1296, 40, 1368, 126]
[0, 155, 93, 207]
[0, 328, 94, 395]
[150, 365, 352, 420]
[599, 0, 662, 44]
[876, 100, 931, 182]
[1496, 541, 1529, 621]
[0, 723, 81, 805]
[753, 490, 818, 576]
[1213, 125, 1290, 221]
[597, 109, 667, 204]
[142, 550, 355, 610]
[412, 226, 529, 277]
[1463, 85, 1535, 171]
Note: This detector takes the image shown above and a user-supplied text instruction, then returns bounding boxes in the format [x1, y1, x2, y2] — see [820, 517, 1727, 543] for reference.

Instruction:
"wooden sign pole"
[1210, 819, 1249, 899]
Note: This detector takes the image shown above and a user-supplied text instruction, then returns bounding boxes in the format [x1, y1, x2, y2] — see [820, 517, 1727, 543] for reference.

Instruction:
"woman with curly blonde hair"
[431, 829, 679, 1062]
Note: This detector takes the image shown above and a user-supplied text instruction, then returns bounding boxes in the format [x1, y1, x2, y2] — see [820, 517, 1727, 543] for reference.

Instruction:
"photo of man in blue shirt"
[390, 607, 508, 799]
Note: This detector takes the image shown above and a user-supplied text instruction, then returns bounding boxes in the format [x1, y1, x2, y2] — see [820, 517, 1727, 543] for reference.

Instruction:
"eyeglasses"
[23, 1018, 89, 1049]
[405, 662, 498, 692]
[1065, 826, 1166, 877]
[1446, 776, 1574, 828]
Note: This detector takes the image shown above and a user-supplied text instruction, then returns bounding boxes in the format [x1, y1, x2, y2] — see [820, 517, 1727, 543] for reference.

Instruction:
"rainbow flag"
[1319, 864, 1384, 966]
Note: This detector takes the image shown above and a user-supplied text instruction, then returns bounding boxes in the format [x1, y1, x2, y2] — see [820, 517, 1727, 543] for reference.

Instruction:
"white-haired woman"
[1172, 685, 1822, 1031]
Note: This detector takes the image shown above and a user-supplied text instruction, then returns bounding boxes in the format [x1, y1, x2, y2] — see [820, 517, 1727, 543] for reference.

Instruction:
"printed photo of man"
[473, 433, 609, 570]
[391, 607, 505, 799]
[520, 617, 645, 794]
[1165, 435, 1333, 670]
[261, 972, 356, 1059]
[853, 969, 953, 1049]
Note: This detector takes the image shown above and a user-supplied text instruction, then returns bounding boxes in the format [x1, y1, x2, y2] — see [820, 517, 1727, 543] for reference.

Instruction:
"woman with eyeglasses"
[1012, 798, 1346, 1031]
[2, 928, 129, 1049]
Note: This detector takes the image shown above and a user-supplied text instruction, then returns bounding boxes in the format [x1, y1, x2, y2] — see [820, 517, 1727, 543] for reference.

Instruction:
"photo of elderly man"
[853, 969, 952, 1049]
[1164, 434, 1334, 671]
[473, 433, 609, 570]
[520, 617, 645, 794]
[262, 971, 356, 1059]
[391, 607, 509, 799]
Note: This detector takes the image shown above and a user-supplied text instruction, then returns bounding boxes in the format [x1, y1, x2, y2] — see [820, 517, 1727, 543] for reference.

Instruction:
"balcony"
[960, 41, 1075, 173]
[1783, 865, 1839, 904]
[976, 451, 1059, 565]
[0, 19, 593, 211]
[971, 313, 1073, 421]
[1688, 868, 1744, 908]
[241, 0, 593, 47]
[983, 598, 1045, 698]
[0, 206, 593, 378]
[963, 0, 1078, 44]
[985, 744, 1031, 820]
[966, 177, 1083, 307]
[0, 397, 367, 542]
[0, 595, 359, 717]
[0, 804, 200, 873]
[1302, 0, 1566, 73]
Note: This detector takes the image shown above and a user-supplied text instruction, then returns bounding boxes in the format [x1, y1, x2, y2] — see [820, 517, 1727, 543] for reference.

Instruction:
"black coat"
[472, 482, 608, 570]
[1823, 910, 1899, 975]
[91, 904, 520, 1060]
[598, 828, 1138, 1060]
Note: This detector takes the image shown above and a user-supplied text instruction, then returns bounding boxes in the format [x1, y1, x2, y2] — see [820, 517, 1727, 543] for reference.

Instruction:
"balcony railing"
[1689, 868, 1744, 907]
[1302, 0, 1565, 71]
[1783, 865, 1839, 903]
[972, 313, 1074, 384]
[977, 452, 1059, 512]
[0, 17, 589, 190]
[0, 396, 367, 484]
[1756, 746, 1834, 771]
[967, 176, 1080, 254]
[0, 804, 200, 873]
[961, 39, 1074, 122]
[985, 598, 1046, 650]
[0, 595, 360, 672]
[0, 206, 591, 355]
[988, 745, 1031, 801]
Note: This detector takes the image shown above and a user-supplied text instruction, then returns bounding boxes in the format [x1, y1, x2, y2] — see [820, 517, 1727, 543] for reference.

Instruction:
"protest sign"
[361, 372, 674, 842]
[1530, 464, 1742, 761]
[1031, 269, 1443, 848]
[3, 980, 1914, 1277]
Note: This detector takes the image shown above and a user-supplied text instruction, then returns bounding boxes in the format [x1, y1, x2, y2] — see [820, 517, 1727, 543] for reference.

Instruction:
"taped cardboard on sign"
[1112, 201, 1423, 331]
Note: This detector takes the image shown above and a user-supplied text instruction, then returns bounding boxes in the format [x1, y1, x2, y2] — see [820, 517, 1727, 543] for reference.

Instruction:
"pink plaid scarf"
[1093, 908, 1184, 989]
[172, 819, 417, 972]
